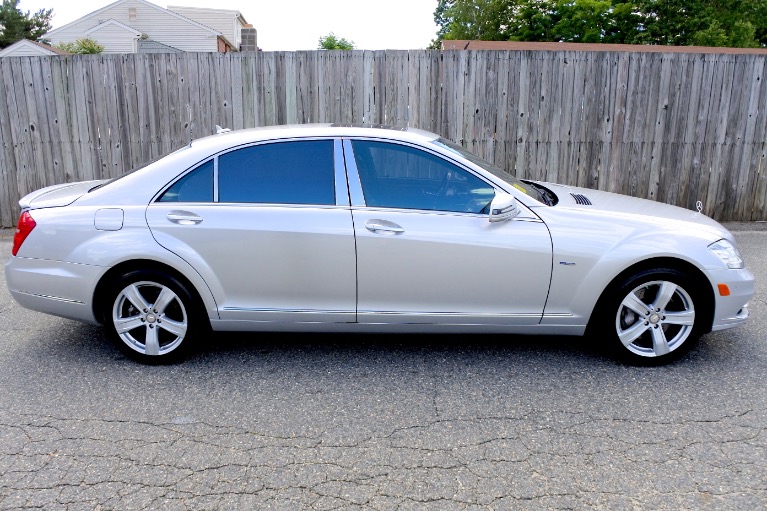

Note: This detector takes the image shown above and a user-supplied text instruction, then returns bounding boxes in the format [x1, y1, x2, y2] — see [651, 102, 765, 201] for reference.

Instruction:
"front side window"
[432, 138, 550, 204]
[351, 140, 495, 213]
[218, 140, 335, 205]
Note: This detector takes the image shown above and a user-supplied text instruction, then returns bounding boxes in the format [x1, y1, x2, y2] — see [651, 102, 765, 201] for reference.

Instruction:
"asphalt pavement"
[0, 227, 765, 510]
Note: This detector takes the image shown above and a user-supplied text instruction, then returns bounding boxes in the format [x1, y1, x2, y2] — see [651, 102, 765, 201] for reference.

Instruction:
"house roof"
[166, 5, 248, 27]
[44, 0, 222, 39]
[0, 39, 72, 57]
[441, 40, 767, 55]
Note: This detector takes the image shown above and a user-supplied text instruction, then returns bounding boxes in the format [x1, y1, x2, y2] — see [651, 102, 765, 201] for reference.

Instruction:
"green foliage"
[431, 0, 767, 48]
[553, 0, 613, 43]
[428, 0, 454, 48]
[55, 38, 104, 54]
[0, 0, 52, 49]
[442, 0, 515, 41]
[318, 32, 354, 50]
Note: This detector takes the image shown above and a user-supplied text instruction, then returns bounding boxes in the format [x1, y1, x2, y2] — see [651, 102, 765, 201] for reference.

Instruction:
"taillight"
[12, 211, 36, 256]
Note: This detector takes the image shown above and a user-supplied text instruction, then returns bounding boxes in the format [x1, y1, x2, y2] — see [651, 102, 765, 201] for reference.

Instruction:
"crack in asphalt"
[1, 407, 765, 510]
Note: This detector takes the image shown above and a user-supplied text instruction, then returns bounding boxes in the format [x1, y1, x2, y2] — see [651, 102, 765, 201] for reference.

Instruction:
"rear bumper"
[4, 256, 104, 324]
[707, 267, 754, 332]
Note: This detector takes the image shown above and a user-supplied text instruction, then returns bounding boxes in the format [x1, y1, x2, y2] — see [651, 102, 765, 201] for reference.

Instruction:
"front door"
[347, 139, 552, 325]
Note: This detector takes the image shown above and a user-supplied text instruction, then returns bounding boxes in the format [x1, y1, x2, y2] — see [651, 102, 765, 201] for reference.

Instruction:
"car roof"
[187, 123, 441, 153]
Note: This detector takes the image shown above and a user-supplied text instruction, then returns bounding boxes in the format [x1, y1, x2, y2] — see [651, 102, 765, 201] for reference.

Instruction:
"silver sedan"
[5, 125, 754, 364]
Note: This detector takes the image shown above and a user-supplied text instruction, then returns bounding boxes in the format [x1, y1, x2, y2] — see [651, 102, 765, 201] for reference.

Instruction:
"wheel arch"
[92, 259, 214, 326]
[587, 256, 716, 335]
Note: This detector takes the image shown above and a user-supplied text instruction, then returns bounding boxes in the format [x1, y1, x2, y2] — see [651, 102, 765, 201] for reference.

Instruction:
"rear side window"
[158, 160, 213, 202]
[218, 140, 335, 205]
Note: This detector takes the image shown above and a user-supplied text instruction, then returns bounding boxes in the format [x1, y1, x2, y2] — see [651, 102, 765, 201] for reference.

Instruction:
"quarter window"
[351, 140, 494, 213]
[218, 140, 335, 205]
[157, 159, 213, 203]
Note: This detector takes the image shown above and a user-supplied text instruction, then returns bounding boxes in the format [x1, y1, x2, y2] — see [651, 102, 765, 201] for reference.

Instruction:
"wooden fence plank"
[0, 59, 19, 223]
[747, 58, 767, 220]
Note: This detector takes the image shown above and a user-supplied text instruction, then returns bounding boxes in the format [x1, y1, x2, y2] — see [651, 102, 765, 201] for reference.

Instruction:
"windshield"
[431, 138, 549, 204]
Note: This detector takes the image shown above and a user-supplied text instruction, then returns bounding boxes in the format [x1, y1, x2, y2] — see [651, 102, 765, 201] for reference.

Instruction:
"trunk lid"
[18, 180, 106, 210]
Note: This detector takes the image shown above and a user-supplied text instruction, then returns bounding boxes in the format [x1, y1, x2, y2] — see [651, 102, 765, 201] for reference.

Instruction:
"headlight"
[708, 239, 744, 269]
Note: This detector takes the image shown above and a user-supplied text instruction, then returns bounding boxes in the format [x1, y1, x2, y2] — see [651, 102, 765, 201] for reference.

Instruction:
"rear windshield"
[89, 144, 192, 193]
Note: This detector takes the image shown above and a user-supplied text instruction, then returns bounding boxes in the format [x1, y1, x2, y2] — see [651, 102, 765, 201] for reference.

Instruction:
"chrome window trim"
[153, 137, 338, 206]
[342, 139, 366, 207]
[333, 139, 350, 206]
[213, 156, 219, 202]
[343, 136, 539, 220]
[350, 205, 542, 222]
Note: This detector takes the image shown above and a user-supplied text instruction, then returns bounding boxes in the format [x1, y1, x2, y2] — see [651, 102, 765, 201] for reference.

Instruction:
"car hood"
[18, 180, 106, 210]
[537, 182, 729, 237]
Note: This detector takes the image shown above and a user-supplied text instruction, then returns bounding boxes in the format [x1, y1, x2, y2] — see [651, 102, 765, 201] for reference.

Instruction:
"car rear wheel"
[106, 270, 201, 363]
[600, 268, 705, 364]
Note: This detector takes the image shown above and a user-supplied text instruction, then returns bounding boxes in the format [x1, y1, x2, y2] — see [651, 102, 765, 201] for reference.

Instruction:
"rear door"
[146, 138, 357, 324]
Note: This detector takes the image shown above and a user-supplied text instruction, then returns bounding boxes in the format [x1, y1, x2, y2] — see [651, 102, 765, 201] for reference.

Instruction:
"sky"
[18, 0, 441, 51]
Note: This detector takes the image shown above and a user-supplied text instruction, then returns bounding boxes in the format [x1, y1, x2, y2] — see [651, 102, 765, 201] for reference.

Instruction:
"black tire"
[104, 269, 204, 364]
[593, 268, 708, 365]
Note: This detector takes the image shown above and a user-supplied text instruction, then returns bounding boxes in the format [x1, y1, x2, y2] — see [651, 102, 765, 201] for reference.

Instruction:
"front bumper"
[707, 267, 754, 332]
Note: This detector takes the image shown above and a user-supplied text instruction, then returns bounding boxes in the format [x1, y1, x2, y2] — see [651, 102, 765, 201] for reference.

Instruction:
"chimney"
[240, 24, 258, 52]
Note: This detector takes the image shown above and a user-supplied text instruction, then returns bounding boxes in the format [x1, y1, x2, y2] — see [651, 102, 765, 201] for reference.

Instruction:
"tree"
[431, 0, 516, 47]
[55, 38, 104, 54]
[318, 32, 354, 50]
[428, 0, 455, 48]
[635, 0, 764, 47]
[431, 0, 767, 48]
[0, 0, 53, 48]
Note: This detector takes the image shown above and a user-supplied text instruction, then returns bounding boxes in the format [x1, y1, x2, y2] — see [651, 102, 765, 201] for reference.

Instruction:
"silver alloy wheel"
[112, 280, 188, 356]
[615, 279, 695, 358]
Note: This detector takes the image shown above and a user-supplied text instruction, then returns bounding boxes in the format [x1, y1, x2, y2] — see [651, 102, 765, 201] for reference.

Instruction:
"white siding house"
[167, 6, 247, 50]
[42, 0, 244, 54]
[0, 39, 71, 57]
[84, 20, 142, 53]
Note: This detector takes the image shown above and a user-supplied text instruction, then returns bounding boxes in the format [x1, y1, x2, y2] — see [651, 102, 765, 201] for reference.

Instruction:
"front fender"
[541, 211, 723, 325]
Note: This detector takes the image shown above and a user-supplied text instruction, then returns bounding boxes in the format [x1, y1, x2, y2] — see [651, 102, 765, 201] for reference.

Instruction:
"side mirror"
[488, 192, 520, 223]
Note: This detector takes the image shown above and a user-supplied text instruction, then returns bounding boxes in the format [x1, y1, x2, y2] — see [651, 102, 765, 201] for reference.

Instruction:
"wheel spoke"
[651, 326, 670, 356]
[152, 287, 177, 315]
[122, 284, 150, 312]
[618, 320, 649, 346]
[621, 293, 652, 316]
[663, 310, 695, 326]
[653, 281, 678, 311]
[144, 326, 160, 356]
[159, 317, 186, 338]
[114, 315, 144, 334]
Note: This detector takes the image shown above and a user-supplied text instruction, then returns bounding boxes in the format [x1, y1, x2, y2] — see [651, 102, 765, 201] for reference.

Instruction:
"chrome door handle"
[365, 220, 404, 234]
[167, 211, 203, 225]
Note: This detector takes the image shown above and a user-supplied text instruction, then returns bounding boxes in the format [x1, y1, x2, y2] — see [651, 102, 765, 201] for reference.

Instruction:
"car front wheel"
[602, 268, 706, 364]
[106, 270, 201, 363]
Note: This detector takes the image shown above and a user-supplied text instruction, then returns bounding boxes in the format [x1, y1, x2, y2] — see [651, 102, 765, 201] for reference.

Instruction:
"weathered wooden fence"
[1, 50, 766, 227]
